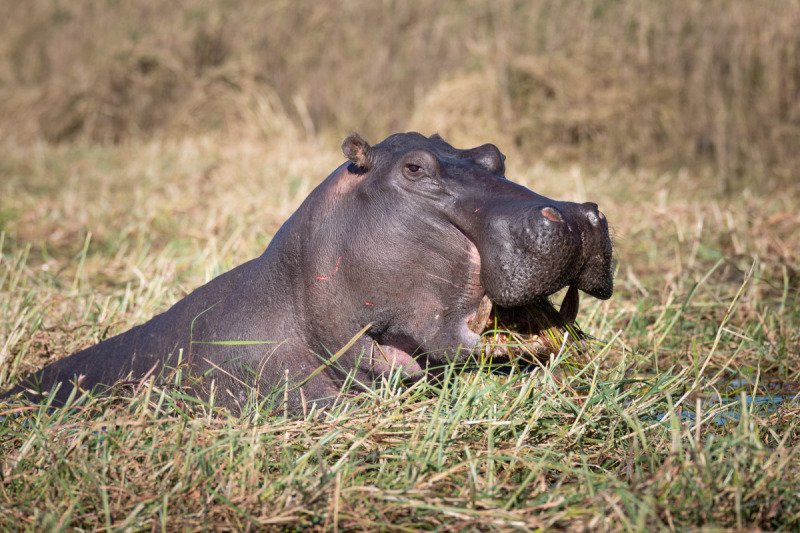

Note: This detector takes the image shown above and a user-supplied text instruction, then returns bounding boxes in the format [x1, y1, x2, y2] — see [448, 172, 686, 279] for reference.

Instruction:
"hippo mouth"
[460, 224, 609, 363]
[469, 285, 590, 364]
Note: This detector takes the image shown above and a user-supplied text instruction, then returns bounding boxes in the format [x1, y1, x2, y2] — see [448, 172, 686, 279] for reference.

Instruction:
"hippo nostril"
[540, 206, 564, 223]
[581, 202, 601, 227]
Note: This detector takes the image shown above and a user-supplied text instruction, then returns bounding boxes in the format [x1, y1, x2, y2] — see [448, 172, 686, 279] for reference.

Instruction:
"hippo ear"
[467, 143, 506, 175]
[341, 133, 373, 171]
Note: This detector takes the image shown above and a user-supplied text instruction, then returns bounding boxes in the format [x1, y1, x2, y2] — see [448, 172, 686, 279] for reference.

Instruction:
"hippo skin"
[4, 132, 613, 414]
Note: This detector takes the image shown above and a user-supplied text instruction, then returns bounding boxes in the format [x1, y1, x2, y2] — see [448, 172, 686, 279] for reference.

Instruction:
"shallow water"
[656, 379, 799, 426]
[669, 394, 789, 425]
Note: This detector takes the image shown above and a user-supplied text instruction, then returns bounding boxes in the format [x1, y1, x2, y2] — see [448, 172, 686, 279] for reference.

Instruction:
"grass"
[0, 136, 798, 530]
[2, 1, 800, 186]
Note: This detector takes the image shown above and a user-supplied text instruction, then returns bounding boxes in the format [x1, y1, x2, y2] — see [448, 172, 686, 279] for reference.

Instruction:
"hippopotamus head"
[297, 131, 614, 371]
[340, 132, 612, 306]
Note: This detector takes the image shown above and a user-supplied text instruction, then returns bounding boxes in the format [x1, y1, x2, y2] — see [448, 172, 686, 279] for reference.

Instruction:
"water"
[668, 394, 788, 425]
[655, 379, 798, 426]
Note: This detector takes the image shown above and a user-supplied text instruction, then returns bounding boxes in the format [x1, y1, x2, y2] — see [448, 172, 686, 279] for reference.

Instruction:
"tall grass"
[1, 1, 799, 186]
[3, 352, 798, 530]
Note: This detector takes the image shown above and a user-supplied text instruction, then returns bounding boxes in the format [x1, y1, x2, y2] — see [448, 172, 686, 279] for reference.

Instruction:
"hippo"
[3, 132, 613, 414]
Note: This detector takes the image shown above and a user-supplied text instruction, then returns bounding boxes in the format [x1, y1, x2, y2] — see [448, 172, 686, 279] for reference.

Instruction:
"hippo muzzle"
[478, 197, 614, 309]
[466, 194, 614, 363]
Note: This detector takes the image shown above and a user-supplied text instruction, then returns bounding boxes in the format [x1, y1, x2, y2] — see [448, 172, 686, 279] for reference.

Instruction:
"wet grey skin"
[2, 132, 614, 414]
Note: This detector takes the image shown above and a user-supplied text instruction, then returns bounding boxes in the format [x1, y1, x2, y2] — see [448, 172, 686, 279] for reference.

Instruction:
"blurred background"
[2, 0, 798, 190]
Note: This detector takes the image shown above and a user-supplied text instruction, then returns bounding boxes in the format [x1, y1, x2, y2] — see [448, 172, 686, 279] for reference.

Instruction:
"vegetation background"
[1, 0, 799, 530]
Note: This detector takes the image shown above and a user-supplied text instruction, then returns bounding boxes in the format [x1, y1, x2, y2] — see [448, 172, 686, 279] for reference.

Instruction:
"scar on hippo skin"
[315, 256, 342, 282]
[2, 131, 613, 416]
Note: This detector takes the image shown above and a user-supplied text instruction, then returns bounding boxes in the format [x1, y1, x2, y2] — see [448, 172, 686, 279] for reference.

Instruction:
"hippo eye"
[401, 151, 438, 184]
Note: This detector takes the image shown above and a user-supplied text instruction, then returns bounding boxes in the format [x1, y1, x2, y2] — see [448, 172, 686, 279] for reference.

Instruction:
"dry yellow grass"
[1, 1, 799, 186]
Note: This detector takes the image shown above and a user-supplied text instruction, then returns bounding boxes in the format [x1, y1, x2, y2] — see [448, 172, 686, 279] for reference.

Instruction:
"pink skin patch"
[371, 344, 424, 379]
[462, 239, 486, 327]
[326, 164, 368, 198]
[541, 206, 563, 223]
[458, 238, 490, 349]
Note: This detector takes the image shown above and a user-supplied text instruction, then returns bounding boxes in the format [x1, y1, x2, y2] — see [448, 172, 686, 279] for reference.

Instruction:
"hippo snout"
[572, 203, 614, 300]
[580, 202, 604, 227]
[546, 200, 613, 300]
[479, 197, 613, 308]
